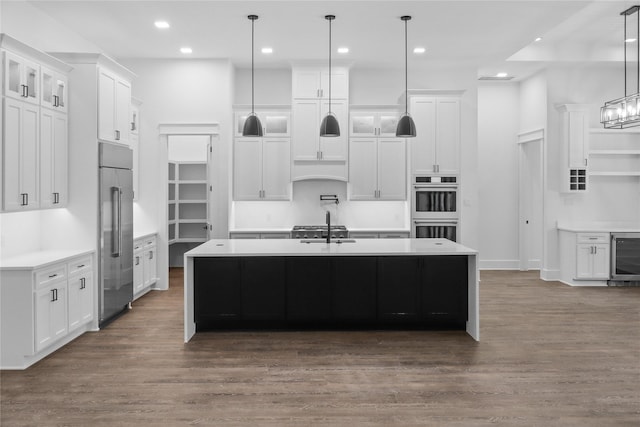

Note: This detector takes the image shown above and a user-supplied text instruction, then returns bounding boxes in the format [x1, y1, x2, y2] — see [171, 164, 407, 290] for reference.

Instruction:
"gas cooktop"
[291, 225, 349, 239]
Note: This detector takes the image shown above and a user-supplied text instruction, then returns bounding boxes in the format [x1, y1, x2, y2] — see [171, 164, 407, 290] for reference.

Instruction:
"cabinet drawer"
[379, 232, 410, 239]
[143, 236, 156, 249]
[67, 256, 92, 276]
[134, 239, 144, 252]
[577, 233, 609, 244]
[35, 265, 66, 289]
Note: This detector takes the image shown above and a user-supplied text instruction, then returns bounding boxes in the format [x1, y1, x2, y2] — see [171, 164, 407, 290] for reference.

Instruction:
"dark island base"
[194, 255, 468, 332]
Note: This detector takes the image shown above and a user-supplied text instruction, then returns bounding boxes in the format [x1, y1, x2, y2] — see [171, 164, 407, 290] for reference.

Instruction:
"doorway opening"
[518, 129, 544, 271]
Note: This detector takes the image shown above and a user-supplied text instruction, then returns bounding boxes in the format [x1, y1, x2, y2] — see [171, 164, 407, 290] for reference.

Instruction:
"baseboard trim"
[541, 269, 560, 281]
[478, 260, 520, 270]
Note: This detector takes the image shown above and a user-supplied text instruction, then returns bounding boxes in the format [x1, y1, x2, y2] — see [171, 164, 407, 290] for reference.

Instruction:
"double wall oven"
[411, 175, 459, 241]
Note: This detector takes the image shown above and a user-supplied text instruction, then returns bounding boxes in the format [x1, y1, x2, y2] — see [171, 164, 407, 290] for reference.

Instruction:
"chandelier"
[601, 5, 640, 129]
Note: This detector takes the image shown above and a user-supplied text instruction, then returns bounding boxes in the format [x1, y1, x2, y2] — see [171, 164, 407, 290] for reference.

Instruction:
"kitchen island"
[184, 238, 479, 341]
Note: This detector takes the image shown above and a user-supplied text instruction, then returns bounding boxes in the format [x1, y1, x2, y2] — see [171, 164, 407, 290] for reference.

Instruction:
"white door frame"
[517, 128, 545, 271]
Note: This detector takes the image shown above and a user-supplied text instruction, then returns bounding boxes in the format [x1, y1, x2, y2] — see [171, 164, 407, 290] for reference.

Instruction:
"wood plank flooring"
[2, 269, 639, 426]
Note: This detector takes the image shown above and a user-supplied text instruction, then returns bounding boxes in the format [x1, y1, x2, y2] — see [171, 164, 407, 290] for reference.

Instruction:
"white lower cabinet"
[35, 279, 68, 352]
[575, 234, 610, 280]
[133, 234, 158, 299]
[229, 232, 291, 239]
[349, 231, 410, 239]
[1, 251, 95, 369]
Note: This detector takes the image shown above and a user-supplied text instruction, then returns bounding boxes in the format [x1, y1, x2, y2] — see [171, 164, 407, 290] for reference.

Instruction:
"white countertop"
[228, 228, 292, 234]
[0, 249, 94, 270]
[557, 221, 640, 233]
[186, 238, 477, 257]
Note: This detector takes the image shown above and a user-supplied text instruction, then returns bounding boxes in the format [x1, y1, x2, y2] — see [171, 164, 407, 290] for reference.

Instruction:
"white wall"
[233, 68, 291, 105]
[119, 58, 233, 287]
[477, 83, 520, 268]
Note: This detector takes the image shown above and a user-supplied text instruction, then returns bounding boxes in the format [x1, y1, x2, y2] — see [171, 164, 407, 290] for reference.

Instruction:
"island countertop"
[185, 238, 477, 257]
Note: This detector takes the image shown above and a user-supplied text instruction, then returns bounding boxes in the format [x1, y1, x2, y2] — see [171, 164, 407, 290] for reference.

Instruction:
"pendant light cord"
[405, 18, 408, 114]
[625, 12, 627, 96]
[329, 17, 332, 114]
[251, 17, 255, 114]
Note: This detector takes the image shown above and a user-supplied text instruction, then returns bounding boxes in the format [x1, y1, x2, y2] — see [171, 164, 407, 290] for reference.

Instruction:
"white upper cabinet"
[349, 137, 406, 200]
[98, 67, 131, 145]
[233, 137, 290, 200]
[3, 98, 40, 211]
[3, 50, 40, 105]
[40, 109, 68, 208]
[235, 110, 290, 137]
[292, 68, 348, 99]
[557, 104, 590, 192]
[41, 66, 68, 113]
[410, 96, 460, 175]
[350, 111, 401, 137]
[291, 99, 348, 162]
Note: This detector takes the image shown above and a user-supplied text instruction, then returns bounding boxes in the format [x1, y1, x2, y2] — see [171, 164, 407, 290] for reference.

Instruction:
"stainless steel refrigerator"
[99, 143, 134, 326]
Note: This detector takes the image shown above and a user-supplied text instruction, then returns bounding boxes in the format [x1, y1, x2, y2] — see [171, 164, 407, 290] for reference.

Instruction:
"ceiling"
[25, 0, 639, 79]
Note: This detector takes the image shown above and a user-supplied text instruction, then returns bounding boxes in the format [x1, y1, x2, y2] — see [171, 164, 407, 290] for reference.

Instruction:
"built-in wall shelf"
[587, 127, 639, 178]
[590, 171, 640, 177]
[168, 162, 208, 244]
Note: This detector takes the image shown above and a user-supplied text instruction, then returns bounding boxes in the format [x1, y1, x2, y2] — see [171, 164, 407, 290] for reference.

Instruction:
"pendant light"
[396, 15, 417, 137]
[243, 15, 263, 137]
[600, 5, 640, 129]
[320, 15, 340, 137]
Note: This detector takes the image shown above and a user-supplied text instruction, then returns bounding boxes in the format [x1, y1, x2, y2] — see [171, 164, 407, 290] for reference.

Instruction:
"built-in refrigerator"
[99, 143, 134, 326]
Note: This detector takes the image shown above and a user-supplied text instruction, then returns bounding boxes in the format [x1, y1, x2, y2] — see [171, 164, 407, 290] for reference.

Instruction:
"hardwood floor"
[2, 269, 639, 426]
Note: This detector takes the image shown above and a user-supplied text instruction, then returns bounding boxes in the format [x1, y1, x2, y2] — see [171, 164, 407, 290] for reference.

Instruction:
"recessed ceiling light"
[261, 47, 273, 54]
[625, 38, 637, 43]
[180, 47, 192, 54]
[337, 47, 349, 54]
[413, 47, 426, 54]
[535, 37, 543, 42]
[154, 21, 170, 29]
[496, 72, 508, 78]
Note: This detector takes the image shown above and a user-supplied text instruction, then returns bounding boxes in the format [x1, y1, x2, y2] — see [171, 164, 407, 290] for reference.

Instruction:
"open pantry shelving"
[168, 161, 208, 244]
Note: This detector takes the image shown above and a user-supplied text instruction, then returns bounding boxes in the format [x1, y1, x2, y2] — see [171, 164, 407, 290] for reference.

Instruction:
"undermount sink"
[300, 239, 357, 244]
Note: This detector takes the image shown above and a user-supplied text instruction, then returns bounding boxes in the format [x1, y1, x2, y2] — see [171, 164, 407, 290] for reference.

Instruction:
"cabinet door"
[378, 113, 401, 137]
[98, 69, 116, 142]
[241, 257, 286, 320]
[68, 273, 93, 331]
[377, 138, 406, 200]
[146, 246, 157, 284]
[319, 100, 347, 161]
[262, 138, 291, 200]
[133, 250, 144, 293]
[263, 112, 290, 137]
[293, 69, 322, 98]
[41, 66, 56, 110]
[53, 73, 68, 114]
[115, 78, 131, 145]
[233, 138, 263, 200]
[4, 51, 26, 101]
[332, 257, 377, 321]
[3, 98, 40, 211]
[35, 283, 67, 352]
[292, 100, 321, 160]
[410, 97, 437, 174]
[568, 110, 588, 168]
[194, 258, 241, 321]
[575, 244, 593, 279]
[350, 112, 377, 137]
[377, 257, 420, 321]
[40, 110, 67, 208]
[591, 244, 610, 279]
[286, 258, 332, 321]
[435, 98, 460, 174]
[349, 138, 378, 200]
[422, 256, 467, 322]
[320, 69, 348, 99]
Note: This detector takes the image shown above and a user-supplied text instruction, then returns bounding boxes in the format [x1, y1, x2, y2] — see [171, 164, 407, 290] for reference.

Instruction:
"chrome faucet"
[326, 210, 331, 244]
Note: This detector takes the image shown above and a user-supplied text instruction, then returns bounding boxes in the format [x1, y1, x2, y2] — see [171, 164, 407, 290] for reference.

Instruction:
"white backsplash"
[231, 180, 409, 229]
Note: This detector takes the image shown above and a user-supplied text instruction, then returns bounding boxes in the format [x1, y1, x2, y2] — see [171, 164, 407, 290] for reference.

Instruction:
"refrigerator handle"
[112, 186, 122, 257]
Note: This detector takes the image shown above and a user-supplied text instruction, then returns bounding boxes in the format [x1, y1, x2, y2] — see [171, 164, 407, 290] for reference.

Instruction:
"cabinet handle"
[20, 193, 28, 206]
[149, 251, 153, 260]
[21, 85, 27, 97]
[53, 95, 59, 107]
[51, 289, 56, 302]
[135, 256, 140, 266]
[53, 192, 59, 204]
[49, 273, 58, 278]
[80, 278, 86, 289]
[131, 122, 136, 131]
[321, 89, 324, 98]
[115, 130, 120, 140]
[77, 264, 85, 268]
[320, 151, 323, 160]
